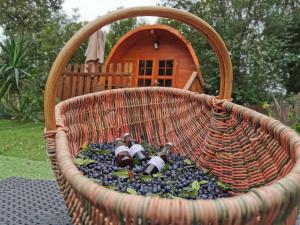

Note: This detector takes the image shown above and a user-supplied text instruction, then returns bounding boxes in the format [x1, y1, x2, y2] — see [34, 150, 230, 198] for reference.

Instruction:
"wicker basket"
[44, 6, 300, 225]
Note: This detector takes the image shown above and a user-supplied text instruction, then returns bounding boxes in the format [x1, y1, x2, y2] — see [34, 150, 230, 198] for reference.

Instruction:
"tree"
[0, 0, 63, 35]
[0, 36, 30, 100]
[29, 11, 87, 89]
[0, 36, 33, 119]
[105, 17, 138, 59]
[279, 9, 300, 94]
[159, 0, 299, 104]
[0, 2, 87, 120]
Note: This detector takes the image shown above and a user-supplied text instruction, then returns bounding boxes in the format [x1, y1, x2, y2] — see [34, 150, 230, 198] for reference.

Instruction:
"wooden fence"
[57, 62, 133, 101]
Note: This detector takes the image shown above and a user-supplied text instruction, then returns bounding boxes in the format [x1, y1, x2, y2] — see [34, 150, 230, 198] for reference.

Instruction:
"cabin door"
[136, 59, 174, 87]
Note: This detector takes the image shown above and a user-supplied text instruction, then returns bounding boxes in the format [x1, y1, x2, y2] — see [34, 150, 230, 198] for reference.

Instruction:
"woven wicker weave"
[44, 6, 300, 225]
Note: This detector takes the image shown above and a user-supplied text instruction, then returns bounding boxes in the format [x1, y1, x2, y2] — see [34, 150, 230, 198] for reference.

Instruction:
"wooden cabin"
[57, 24, 204, 101]
[105, 24, 204, 91]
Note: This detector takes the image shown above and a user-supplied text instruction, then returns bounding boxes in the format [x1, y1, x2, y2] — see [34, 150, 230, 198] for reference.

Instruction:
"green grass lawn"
[0, 119, 54, 180]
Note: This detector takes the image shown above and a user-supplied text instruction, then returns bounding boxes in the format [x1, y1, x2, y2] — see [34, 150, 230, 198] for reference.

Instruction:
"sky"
[63, 0, 160, 23]
[0, 1, 160, 40]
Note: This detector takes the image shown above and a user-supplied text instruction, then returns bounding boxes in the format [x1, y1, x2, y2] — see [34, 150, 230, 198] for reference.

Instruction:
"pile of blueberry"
[76, 141, 231, 200]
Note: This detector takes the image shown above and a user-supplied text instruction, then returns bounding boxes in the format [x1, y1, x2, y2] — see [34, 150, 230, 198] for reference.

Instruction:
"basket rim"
[53, 87, 300, 221]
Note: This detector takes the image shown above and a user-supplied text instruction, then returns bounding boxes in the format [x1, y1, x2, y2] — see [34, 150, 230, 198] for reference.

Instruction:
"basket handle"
[44, 6, 233, 130]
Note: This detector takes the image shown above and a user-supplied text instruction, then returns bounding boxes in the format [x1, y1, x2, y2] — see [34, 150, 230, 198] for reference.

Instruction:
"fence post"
[128, 62, 133, 87]
[71, 63, 79, 97]
[116, 63, 122, 88]
[91, 63, 100, 92]
[107, 63, 114, 89]
[84, 64, 92, 94]
[77, 64, 85, 95]
[62, 64, 72, 100]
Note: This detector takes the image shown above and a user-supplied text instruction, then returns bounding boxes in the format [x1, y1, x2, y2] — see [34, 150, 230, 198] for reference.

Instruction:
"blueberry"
[201, 194, 208, 199]
[164, 186, 171, 192]
[210, 177, 216, 182]
[165, 171, 171, 176]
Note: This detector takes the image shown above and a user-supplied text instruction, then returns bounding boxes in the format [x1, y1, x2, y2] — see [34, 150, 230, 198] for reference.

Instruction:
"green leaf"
[152, 173, 163, 178]
[203, 168, 212, 174]
[199, 180, 209, 185]
[165, 180, 175, 185]
[14, 68, 20, 91]
[184, 159, 192, 165]
[126, 188, 137, 194]
[81, 143, 89, 150]
[178, 193, 189, 198]
[79, 149, 89, 154]
[183, 165, 196, 170]
[77, 147, 91, 158]
[140, 175, 153, 182]
[166, 193, 177, 199]
[183, 186, 194, 192]
[112, 170, 129, 179]
[217, 181, 231, 190]
[92, 149, 111, 155]
[103, 185, 117, 190]
[74, 158, 95, 166]
[79, 147, 111, 157]
[295, 123, 300, 134]
[140, 140, 148, 148]
[180, 188, 198, 197]
[90, 178, 102, 183]
[180, 181, 200, 197]
[192, 180, 200, 192]
[155, 192, 163, 197]
[161, 163, 170, 173]
[77, 152, 88, 159]
[148, 151, 157, 157]
[133, 157, 141, 165]
[145, 192, 155, 197]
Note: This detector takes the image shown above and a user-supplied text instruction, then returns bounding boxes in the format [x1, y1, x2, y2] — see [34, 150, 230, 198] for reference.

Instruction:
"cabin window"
[158, 60, 173, 76]
[139, 60, 153, 76]
[138, 79, 152, 87]
[157, 59, 174, 87]
[138, 59, 153, 87]
[158, 79, 172, 87]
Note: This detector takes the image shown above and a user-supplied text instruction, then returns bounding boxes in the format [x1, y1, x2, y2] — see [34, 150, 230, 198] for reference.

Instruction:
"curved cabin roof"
[105, 24, 203, 92]
[105, 24, 200, 70]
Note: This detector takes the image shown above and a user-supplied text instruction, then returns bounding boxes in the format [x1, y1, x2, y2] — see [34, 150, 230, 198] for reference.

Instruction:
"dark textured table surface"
[0, 177, 299, 225]
[0, 177, 72, 225]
